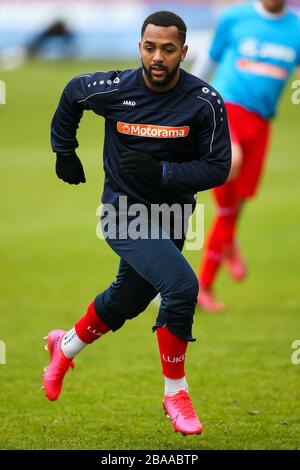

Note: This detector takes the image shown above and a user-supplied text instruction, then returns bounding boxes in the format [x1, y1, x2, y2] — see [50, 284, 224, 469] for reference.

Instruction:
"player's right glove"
[55, 152, 86, 185]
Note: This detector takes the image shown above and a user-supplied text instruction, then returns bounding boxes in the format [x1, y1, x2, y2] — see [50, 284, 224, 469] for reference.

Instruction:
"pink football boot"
[224, 242, 247, 281]
[197, 288, 224, 313]
[163, 390, 203, 435]
[42, 329, 75, 401]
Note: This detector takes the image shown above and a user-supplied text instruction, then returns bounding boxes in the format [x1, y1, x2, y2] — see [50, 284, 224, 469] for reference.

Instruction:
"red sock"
[156, 326, 188, 379]
[75, 301, 110, 344]
[199, 210, 237, 288]
[199, 183, 239, 289]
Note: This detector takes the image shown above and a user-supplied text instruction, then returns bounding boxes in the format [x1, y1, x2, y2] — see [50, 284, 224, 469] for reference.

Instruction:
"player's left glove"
[120, 151, 163, 184]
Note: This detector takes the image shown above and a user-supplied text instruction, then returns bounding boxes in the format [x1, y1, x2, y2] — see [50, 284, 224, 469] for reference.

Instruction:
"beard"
[263, 0, 285, 13]
[141, 58, 181, 89]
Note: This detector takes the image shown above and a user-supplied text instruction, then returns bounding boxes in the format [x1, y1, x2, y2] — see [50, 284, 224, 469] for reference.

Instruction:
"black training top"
[51, 67, 231, 208]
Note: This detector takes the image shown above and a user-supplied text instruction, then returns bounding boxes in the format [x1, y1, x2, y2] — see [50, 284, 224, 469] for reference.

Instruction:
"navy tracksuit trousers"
[94, 212, 198, 341]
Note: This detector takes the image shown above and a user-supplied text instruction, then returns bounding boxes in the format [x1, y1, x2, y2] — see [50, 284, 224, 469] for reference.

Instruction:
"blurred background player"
[0, 20, 73, 70]
[42, 11, 231, 435]
[27, 20, 73, 58]
[192, 0, 300, 312]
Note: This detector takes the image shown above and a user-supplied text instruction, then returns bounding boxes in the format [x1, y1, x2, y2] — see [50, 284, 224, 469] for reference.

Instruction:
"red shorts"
[223, 102, 271, 199]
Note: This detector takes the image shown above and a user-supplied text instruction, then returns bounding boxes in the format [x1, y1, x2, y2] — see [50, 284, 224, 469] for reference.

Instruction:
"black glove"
[55, 152, 86, 185]
[120, 151, 162, 184]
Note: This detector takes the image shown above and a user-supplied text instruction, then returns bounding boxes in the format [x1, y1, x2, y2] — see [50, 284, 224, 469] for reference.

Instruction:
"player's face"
[139, 24, 188, 92]
[261, 0, 286, 13]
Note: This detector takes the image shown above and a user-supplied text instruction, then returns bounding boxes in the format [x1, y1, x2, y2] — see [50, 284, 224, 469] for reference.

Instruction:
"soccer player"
[192, 0, 300, 312]
[43, 11, 231, 435]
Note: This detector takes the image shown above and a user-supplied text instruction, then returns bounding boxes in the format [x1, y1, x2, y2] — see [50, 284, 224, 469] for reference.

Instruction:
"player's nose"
[152, 50, 163, 63]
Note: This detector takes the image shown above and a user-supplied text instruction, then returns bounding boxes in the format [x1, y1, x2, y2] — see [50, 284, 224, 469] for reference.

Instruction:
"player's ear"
[139, 41, 142, 53]
[181, 45, 188, 62]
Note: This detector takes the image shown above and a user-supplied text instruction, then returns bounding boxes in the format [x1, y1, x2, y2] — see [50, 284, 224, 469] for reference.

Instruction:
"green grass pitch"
[0, 60, 300, 450]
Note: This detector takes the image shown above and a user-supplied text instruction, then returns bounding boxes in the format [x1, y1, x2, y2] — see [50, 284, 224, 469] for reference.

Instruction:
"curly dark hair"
[141, 11, 187, 46]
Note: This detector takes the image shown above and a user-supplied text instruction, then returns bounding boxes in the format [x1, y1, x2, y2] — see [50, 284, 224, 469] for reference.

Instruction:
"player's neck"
[142, 70, 180, 93]
[255, 2, 286, 19]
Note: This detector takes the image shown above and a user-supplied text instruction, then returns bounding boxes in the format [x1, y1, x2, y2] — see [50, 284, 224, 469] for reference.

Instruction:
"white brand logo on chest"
[123, 100, 136, 106]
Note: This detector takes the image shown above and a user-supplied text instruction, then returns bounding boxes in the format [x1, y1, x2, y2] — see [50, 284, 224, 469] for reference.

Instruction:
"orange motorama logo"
[117, 121, 189, 138]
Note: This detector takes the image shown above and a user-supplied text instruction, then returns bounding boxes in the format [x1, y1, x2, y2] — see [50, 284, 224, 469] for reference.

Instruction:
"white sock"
[164, 376, 189, 396]
[61, 327, 87, 358]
